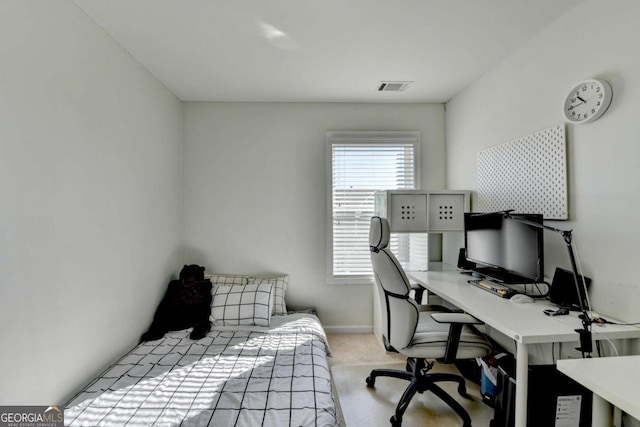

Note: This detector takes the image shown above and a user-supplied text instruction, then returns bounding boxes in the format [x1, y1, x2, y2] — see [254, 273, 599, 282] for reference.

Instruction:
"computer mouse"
[510, 294, 534, 304]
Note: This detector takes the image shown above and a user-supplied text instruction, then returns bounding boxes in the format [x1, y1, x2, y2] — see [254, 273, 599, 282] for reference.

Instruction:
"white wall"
[447, 1, 640, 338]
[0, 1, 184, 403]
[183, 102, 445, 331]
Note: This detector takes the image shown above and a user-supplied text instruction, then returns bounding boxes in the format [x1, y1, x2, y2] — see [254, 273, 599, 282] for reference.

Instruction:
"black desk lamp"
[503, 211, 593, 357]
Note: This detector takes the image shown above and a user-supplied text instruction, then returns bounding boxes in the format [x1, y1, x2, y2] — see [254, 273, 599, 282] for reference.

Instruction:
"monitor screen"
[464, 212, 544, 284]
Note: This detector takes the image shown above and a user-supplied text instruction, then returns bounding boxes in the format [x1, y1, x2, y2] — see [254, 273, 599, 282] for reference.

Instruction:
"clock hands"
[568, 100, 585, 110]
[568, 94, 589, 110]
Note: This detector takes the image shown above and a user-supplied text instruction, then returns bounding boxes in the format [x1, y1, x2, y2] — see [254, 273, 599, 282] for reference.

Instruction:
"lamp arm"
[501, 214, 573, 238]
[503, 213, 593, 356]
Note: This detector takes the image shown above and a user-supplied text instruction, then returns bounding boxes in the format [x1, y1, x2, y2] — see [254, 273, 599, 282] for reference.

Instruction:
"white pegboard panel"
[477, 124, 567, 219]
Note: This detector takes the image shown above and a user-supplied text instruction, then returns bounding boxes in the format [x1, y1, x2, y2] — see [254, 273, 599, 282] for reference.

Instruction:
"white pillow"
[207, 273, 249, 286]
[247, 275, 288, 316]
[211, 283, 274, 326]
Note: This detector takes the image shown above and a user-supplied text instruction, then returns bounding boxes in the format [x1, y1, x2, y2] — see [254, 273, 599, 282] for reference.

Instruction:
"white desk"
[558, 356, 640, 424]
[408, 264, 640, 427]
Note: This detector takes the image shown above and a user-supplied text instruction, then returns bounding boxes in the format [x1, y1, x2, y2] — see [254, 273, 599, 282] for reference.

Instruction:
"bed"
[65, 273, 339, 427]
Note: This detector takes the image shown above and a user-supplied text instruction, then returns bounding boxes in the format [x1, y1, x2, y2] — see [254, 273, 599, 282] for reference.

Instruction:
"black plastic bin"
[490, 363, 592, 427]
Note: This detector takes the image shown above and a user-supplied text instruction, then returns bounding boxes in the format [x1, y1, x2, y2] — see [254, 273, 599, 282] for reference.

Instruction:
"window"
[327, 131, 421, 284]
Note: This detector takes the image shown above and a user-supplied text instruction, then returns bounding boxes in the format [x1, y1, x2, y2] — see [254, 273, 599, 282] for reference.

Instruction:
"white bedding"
[65, 313, 338, 427]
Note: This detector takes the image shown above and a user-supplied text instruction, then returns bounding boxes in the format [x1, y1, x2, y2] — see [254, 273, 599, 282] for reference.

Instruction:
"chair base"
[366, 358, 473, 427]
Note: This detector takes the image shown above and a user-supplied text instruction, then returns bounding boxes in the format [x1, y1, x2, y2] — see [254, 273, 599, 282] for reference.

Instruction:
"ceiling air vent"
[378, 81, 412, 92]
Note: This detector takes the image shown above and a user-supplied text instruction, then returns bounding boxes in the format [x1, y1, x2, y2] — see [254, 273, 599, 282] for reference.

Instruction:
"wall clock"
[563, 79, 613, 124]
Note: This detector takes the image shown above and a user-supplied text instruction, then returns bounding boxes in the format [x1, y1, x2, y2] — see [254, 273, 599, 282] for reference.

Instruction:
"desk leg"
[515, 342, 528, 427]
[591, 394, 611, 427]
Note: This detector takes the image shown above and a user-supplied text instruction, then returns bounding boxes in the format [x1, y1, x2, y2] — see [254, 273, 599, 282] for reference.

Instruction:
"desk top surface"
[408, 264, 640, 345]
[557, 356, 640, 421]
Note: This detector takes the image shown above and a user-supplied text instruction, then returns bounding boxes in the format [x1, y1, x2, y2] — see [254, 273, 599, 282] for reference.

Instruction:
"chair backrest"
[369, 216, 419, 350]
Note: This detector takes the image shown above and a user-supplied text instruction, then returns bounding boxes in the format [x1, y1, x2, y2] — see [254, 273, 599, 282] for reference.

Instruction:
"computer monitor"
[464, 212, 544, 284]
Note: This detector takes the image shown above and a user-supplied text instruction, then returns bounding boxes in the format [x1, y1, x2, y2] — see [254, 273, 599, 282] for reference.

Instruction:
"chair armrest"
[430, 312, 485, 363]
[410, 283, 425, 304]
[430, 312, 484, 325]
[418, 304, 451, 313]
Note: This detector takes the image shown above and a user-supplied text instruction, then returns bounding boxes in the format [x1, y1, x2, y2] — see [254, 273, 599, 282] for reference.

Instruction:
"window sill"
[327, 276, 374, 286]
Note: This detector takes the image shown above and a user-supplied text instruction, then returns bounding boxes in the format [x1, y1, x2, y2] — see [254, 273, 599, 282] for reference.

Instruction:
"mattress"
[65, 313, 338, 426]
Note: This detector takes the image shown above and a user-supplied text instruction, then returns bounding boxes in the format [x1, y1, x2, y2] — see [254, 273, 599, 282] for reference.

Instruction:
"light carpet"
[331, 362, 495, 427]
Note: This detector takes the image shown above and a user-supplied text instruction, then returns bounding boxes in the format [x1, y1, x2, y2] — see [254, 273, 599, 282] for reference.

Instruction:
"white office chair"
[366, 216, 492, 427]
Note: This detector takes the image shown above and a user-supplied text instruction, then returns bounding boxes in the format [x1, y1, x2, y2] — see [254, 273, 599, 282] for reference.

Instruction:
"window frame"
[325, 131, 421, 285]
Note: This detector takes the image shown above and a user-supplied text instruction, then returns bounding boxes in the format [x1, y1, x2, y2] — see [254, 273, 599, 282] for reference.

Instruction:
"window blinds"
[331, 142, 417, 277]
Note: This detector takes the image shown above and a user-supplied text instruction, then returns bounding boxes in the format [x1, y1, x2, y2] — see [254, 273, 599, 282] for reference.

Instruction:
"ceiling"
[72, 0, 582, 103]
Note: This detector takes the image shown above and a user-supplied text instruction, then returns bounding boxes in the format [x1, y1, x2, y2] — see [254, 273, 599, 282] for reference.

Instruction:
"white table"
[558, 356, 640, 424]
[408, 264, 640, 427]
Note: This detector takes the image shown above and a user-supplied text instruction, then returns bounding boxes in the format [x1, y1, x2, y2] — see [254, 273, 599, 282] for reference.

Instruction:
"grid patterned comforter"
[65, 314, 338, 427]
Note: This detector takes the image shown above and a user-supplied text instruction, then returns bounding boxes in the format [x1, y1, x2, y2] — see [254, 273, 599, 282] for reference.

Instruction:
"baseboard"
[323, 325, 373, 335]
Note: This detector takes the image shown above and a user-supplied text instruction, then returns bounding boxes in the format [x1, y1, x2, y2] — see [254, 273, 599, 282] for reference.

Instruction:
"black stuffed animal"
[140, 264, 212, 342]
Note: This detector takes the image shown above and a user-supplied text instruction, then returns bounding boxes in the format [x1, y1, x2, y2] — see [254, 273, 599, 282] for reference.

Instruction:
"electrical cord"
[587, 314, 640, 326]
[530, 281, 550, 298]
[514, 281, 549, 298]
[603, 338, 619, 357]
[535, 281, 550, 297]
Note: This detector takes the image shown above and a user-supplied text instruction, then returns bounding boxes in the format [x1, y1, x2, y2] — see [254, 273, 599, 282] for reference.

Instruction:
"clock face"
[563, 79, 613, 124]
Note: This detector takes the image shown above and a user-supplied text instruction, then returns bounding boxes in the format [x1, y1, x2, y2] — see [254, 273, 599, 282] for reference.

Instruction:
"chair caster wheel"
[390, 415, 402, 426]
[365, 376, 375, 387]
